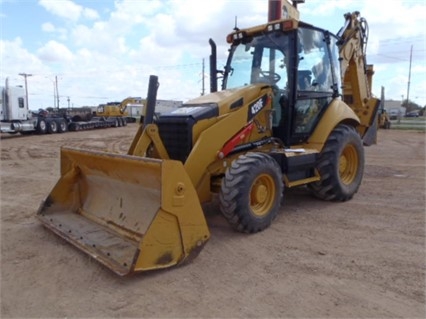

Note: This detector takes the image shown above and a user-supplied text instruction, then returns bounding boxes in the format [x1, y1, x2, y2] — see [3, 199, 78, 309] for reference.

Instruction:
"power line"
[379, 36, 425, 43]
[371, 53, 407, 61]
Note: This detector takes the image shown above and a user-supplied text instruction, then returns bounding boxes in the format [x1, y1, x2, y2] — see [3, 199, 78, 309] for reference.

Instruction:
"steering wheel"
[259, 70, 281, 84]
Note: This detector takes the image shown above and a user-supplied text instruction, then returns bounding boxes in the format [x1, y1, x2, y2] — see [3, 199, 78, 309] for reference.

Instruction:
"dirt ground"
[1, 126, 425, 318]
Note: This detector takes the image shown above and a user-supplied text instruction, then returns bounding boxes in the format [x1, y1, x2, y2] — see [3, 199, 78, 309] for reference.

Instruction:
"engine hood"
[183, 84, 271, 116]
[155, 83, 272, 163]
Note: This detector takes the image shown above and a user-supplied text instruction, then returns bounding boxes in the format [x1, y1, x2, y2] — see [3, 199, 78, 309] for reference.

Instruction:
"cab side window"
[291, 28, 335, 138]
[294, 97, 331, 134]
[297, 29, 333, 93]
[18, 97, 25, 108]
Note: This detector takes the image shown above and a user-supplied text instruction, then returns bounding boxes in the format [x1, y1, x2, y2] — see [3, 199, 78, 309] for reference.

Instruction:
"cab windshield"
[222, 26, 341, 96]
[223, 30, 290, 91]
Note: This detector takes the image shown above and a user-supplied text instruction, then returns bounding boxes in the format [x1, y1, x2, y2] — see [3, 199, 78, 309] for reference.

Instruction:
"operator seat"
[272, 94, 289, 141]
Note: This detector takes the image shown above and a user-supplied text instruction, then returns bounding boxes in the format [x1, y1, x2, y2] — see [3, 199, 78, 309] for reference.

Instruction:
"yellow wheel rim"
[250, 174, 276, 217]
[339, 144, 358, 185]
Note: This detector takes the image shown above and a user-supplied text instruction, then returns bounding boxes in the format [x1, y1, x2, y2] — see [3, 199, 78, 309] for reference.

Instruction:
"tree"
[402, 99, 421, 114]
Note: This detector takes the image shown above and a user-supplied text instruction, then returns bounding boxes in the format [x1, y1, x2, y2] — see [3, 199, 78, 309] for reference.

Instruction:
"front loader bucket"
[37, 147, 210, 276]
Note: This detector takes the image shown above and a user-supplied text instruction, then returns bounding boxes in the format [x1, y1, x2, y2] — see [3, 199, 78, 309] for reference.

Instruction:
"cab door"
[289, 27, 341, 145]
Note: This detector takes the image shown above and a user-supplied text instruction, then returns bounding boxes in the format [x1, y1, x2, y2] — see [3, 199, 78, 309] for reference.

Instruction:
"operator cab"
[222, 22, 341, 146]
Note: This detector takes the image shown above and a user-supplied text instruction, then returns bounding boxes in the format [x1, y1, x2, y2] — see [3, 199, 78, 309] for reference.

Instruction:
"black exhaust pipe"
[143, 75, 159, 126]
[209, 39, 218, 93]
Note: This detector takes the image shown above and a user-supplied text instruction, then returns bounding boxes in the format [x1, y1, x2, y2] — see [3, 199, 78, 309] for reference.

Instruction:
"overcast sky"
[2, 0, 425, 109]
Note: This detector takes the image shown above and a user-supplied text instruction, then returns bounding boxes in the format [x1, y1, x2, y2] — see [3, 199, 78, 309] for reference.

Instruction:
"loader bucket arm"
[37, 147, 210, 276]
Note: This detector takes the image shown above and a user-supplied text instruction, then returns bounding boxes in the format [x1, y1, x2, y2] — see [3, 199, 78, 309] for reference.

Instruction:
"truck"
[0, 79, 129, 134]
[37, 0, 380, 276]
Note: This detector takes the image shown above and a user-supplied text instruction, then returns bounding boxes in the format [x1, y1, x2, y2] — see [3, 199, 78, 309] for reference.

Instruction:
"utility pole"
[19, 73, 32, 108]
[406, 45, 413, 112]
[52, 82, 56, 108]
[55, 75, 60, 109]
[201, 58, 205, 96]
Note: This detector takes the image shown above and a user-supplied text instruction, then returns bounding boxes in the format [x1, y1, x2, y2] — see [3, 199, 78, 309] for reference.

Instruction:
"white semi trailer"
[1, 78, 122, 134]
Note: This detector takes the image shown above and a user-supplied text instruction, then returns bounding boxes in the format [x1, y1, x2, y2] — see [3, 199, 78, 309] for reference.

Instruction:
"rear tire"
[385, 121, 391, 129]
[309, 124, 364, 201]
[57, 119, 68, 133]
[47, 120, 58, 134]
[36, 119, 47, 134]
[219, 152, 283, 233]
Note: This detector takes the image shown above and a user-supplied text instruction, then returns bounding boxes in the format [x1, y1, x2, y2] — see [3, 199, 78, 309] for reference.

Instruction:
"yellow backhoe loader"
[37, 0, 380, 276]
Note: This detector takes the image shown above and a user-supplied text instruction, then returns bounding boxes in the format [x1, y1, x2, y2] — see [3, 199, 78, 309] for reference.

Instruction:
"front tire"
[219, 153, 283, 233]
[309, 124, 364, 201]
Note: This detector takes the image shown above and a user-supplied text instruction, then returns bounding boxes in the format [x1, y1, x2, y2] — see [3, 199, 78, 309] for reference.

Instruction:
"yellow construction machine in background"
[378, 109, 391, 129]
[37, 0, 379, 276]
[96, 97, 144, 125]
[377, 87, 391, 129]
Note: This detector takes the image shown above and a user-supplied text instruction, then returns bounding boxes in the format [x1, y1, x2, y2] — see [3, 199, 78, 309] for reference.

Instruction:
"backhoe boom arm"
[336, 11, 380, 141]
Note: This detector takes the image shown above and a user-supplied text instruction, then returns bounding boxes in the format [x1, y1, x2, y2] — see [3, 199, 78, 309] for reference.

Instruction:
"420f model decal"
[248, 94, 268, 121]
